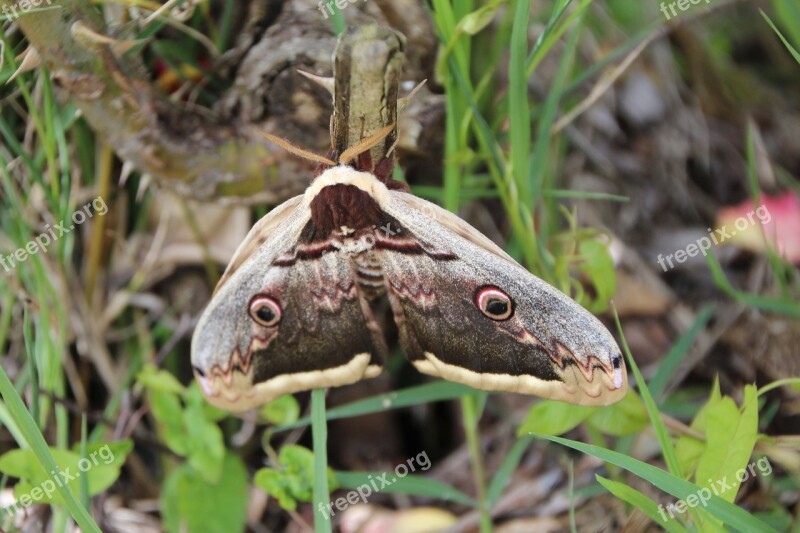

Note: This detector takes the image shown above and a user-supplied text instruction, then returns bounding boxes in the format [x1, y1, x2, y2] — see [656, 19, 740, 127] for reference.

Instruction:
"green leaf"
[137, 365, 186, 396]
[75, 440, 134, 469]
[596, 475, 687, 533]
[675, 380, 723, 475]
[528, 433, 777, 533]
[148, 385, 226, 481]
[0, 442, 132, 506]
[151, 389, 189, 457]
[161, 452, 248, 533]
[254, 445, 338, 512]
[578, 238, 616, 313]
[611, 307, 715, 528]
[183, 400, 226, 483]
[517, 400, 594, 436]
[260, 395, 300, 427]
[586, 391, 649, 436]
[695, 386, 759, 502]
[187, 383, 229, 422]
[769, 0, 800, 48]
[255, 468, 297, 510]
[150, 389, 183, 429]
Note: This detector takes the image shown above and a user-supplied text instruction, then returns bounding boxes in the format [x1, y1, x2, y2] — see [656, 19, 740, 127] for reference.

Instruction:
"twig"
[332, 25, 405, 169]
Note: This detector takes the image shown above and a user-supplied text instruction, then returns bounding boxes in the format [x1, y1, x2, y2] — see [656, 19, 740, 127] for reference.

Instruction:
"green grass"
[1, 1, 799, 532]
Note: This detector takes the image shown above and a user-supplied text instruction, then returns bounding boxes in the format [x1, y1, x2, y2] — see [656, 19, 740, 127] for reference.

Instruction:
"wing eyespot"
[249, 295, 282, 327]
[474, 286, 514, 321]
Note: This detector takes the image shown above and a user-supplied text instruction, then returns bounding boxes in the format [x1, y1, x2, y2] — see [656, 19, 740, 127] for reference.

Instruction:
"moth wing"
[192, 196, 385, 412]
[380, 192, 626, 406]
[392, 193, 518, 264]
[213, 195, 306, 294]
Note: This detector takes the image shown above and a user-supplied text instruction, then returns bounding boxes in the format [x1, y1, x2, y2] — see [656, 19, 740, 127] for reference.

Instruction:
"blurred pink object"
[714, 192, 800, 264]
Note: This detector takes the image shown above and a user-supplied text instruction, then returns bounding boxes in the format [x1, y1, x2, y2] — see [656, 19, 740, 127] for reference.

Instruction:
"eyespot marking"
[474, 286, 514, 321]
[249, 295, 282, 327]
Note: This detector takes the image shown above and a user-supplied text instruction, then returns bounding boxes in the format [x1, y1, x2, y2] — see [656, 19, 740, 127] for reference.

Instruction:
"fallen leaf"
[715, 192, 800, 263]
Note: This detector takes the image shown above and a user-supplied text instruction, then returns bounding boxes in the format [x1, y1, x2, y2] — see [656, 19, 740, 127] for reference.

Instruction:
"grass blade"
[311, 388, 331, 533]
[509, 0, 532, 201]
[275, 381, 476, 432]
[648, 304, 715, 404]
[596, 475, 688, 533]
[335, 471, 476, 507]
[611, 305, 683, 478]
[0, 366, 101, 532]
[704, 254, 800, 317]
[487, 436, 532, 507]
[761, 10, 800, 64]
[528, 433, 777, 533]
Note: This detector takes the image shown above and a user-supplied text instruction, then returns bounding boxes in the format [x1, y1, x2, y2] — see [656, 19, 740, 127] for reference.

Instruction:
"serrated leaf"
[254, 468, 298, 510]
[254, 445, 337, 511]
[675, 380, 723, 475]
[695, 385, 759, 502]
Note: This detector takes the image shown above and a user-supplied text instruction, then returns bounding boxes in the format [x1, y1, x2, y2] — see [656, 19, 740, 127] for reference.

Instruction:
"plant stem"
[462, 394, 491, 532]
[311, 388, 332, 533]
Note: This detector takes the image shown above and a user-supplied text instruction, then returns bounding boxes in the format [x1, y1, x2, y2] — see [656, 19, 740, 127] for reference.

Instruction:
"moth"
[191, 125, 627, 412]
